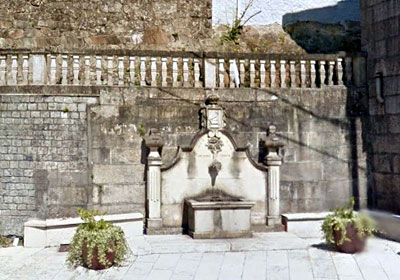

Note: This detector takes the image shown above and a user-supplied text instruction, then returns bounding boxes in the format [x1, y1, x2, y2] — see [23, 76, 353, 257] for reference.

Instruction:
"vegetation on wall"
[222, 0, 261, 44]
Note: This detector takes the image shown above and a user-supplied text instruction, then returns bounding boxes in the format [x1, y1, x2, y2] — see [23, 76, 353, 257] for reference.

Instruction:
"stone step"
[281, 212, 332, 238]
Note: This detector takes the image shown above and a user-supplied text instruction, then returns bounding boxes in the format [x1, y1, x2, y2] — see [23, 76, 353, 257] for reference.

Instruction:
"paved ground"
[1, 233, 400, 280]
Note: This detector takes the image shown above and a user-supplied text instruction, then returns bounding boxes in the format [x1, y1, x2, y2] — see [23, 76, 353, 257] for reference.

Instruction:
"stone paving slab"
[0, 234, 400, 280]
[129, 232, 309, 255]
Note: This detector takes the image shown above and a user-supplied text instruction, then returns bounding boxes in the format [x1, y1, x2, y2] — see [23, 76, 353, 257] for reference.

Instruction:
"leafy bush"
[321, 198, 376, 245]
[0, 235, 7, 247]
[67, 209, 128, 269]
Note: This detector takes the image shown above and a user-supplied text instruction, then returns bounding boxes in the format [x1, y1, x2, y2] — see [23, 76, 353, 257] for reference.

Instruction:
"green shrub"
[0, 235, 7, 247]
[321, 198, 376, 246]
[67, 209, 128, 269]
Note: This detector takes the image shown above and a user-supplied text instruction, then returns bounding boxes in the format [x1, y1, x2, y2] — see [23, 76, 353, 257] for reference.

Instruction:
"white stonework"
[161, 133, 267, 228]
[24, 212, 144, 248]
[204, 59, 217, 88]
[212, 0, 360, 26]
[281, 212, 332, 238]
[31, 55, 46, 85]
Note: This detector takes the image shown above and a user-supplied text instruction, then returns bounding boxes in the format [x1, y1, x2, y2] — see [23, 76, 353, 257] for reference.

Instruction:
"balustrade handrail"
[0, 48, 366, 58]
[0, 49, 360, 89]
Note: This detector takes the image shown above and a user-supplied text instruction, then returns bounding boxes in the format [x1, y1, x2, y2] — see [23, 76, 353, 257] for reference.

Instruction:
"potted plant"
[321, 198, 376, 253]
[67, 209, 128, 270]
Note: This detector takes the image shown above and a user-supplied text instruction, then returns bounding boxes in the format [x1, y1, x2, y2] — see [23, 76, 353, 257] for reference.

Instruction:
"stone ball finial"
[145, 128, 164, 150]
[205, 94, 219, 105]
[268, 125, 276, 136]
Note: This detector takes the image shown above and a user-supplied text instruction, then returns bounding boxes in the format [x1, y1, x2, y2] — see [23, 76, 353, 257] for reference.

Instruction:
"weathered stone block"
[281, 162, 322, 182]
[323, 163, 351, 180]
[99, 184, 145, 204]
[48, 186, 87, 206]
[393, 155, 400, 174]
[91, 147, 110, 164]
[110, 147, 142, 164]
[385, 95, 400, 114]
[373, 154, 392, 173]
[92, 164, 144, 184]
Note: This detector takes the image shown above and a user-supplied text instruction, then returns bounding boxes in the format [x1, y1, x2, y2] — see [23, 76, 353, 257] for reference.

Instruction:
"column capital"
[264, 125, 284, 166]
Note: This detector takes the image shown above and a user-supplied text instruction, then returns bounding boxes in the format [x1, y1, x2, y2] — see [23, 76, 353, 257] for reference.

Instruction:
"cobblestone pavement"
[1, 233, 400, 280]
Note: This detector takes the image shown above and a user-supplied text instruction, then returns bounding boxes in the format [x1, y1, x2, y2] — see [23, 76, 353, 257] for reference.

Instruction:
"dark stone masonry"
[361, 0, 400, 213]
[0, 92, 98, 234]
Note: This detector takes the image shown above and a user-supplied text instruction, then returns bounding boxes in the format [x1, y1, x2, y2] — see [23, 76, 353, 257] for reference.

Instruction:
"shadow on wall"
[282, 0, 361, 54]
[282, 0, 360, 26]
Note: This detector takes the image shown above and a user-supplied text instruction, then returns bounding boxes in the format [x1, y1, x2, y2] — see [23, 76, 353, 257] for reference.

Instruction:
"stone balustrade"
[0, 50, 356, 89]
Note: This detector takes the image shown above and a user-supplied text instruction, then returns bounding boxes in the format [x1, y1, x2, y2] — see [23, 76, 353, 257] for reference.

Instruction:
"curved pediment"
[162, 129, 265, 172]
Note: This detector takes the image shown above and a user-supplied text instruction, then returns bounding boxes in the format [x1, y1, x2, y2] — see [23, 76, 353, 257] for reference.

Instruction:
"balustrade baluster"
[183, 58, 189, 87]
[250, 60, 255, 87]
[8, 55, 18, 85]
[129, 57, 135, 85]
[73, 55, 80, 85]
[22, 55, 29, 85]
[172, 58, 178, 87]
[239, 59, 245, 86]
[107, 56, 113, 86]
[0, 56, 6, 85]
[96, 56, 102, 85]
[118, 57, 124, 86]
[84, 56, 90, 85]
[310, 60, 316, 88]
[140, 57, 147, 86]
[337, 58, 344, 85]
[61, 55, 68, 85]
[300, 60, 306, 88]
[218, 59, 225, 88]
[290, 61, 296, 88]
[229, 59, 236, 88]
[260, 60, 266, 88]
[280, 60, 286, 88]
[161, 57, 168, 87]
[151, 57, 157, 87]
[270, 60, 276, 88]
[328, 61, 335, 86]
[319, 61, 326, 87]
[194, 58, 201, 88]
[49, 55, 57, 85]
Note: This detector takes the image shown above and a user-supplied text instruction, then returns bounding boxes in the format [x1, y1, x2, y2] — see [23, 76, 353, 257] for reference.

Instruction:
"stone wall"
[0, 89, 98, 235]
[0, 0, 211, 50]
[361, 0, 400, 213]
[0, 84, 366, 235]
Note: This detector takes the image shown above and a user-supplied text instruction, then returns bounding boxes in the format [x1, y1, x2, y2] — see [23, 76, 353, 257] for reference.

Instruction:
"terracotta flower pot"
[82, 242, 116, 270]
[333, 223, 366, 253]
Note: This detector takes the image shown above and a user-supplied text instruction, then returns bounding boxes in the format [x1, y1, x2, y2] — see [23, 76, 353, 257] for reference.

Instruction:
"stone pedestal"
[145, 129, 164, 233]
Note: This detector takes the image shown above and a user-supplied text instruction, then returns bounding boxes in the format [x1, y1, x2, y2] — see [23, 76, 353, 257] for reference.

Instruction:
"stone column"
[145, 129, 164, 231]
[264, 125, 284, 226]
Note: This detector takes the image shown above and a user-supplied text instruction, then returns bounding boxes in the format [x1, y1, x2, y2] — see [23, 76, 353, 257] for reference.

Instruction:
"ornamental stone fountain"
[145, 94, 284, 237]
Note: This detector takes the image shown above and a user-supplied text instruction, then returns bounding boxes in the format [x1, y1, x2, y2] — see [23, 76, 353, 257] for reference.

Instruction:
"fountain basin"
[186, 199, 255, 239]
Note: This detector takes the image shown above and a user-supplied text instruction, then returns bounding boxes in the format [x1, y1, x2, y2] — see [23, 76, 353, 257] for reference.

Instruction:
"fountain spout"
[208, 160, 221, 187]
